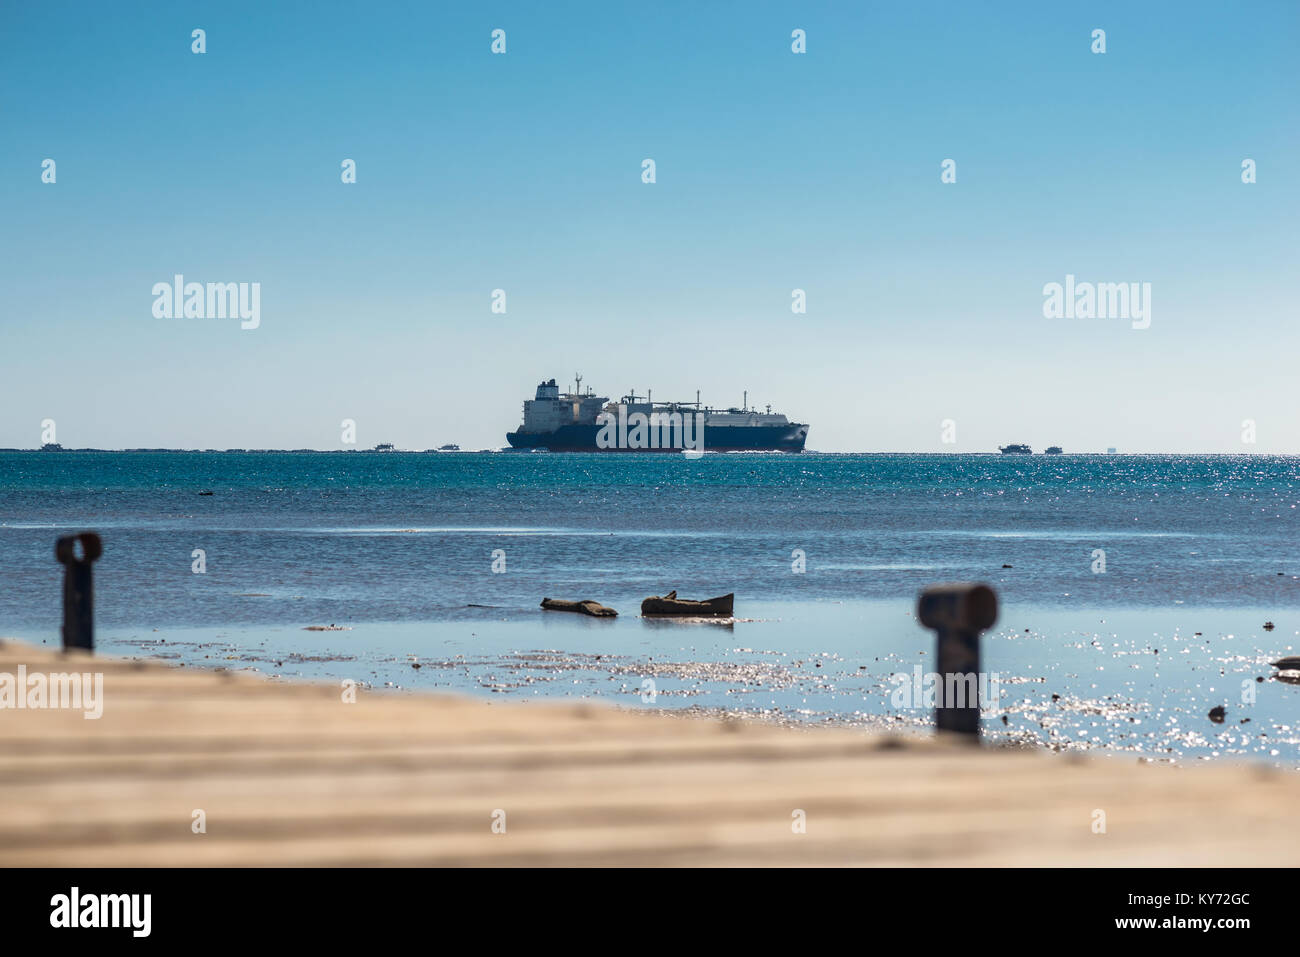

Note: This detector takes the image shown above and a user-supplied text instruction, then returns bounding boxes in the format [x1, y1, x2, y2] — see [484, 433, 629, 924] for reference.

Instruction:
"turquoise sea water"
[1, 451, 1297, 762]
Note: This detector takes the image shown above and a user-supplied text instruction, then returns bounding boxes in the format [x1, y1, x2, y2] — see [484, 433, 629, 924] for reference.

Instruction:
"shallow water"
[3, 600, 1288, 766]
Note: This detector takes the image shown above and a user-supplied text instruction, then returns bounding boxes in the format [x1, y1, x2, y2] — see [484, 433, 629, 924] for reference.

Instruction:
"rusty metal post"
[56, 532, 102, 652]
[917, 583, 998, 738]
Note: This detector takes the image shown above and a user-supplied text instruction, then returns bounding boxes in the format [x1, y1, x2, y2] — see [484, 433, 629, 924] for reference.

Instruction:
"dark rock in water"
[640, 590, 734, 617]
[1208, 705, 1226, 723]
[1270, 656, 1300, 670]
[540, 597, 617, 618]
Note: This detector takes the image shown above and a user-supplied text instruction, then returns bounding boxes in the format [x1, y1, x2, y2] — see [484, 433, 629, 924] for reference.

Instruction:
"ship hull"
[506, 423, 808, 452]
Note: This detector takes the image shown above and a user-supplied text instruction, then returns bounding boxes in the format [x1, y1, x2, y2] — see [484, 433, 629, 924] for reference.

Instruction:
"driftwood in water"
[640, 590, 734, 617]
[540, 598, 618, 618]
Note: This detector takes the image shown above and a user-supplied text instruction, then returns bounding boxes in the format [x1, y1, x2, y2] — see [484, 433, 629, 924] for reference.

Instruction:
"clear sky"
[1, 1, 1296, 452]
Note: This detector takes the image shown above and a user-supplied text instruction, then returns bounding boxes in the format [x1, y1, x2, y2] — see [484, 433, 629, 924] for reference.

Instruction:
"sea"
[1, 451, 1297, 764]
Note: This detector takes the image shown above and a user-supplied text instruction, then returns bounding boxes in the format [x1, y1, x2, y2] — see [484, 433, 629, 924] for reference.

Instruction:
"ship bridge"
[520, 375, 607, 433]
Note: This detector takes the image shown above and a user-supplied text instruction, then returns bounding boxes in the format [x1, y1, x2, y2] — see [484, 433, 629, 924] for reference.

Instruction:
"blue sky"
[1, 1, 1296, 452]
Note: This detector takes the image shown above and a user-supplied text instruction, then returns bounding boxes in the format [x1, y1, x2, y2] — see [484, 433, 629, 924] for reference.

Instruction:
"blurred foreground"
[1, 639, 1296, 866]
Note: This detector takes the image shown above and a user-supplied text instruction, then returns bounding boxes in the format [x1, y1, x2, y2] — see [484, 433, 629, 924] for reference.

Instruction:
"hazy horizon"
[6, 446, 1299, 456]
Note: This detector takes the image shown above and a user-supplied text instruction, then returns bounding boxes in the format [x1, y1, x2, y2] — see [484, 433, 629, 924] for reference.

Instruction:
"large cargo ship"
[506, 376, 809, 452]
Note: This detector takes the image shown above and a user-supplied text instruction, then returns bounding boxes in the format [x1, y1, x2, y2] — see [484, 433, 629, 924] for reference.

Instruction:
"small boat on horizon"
[999, 444, 1032, 455]
[1044, 446, 1063, 455]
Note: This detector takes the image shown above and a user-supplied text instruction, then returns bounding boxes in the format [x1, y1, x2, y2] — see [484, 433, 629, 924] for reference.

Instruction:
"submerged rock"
[540, 598, 618, 618]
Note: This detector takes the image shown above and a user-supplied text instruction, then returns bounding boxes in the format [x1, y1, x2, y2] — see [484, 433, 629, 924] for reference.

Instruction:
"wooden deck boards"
[1, 639, 1294, 866]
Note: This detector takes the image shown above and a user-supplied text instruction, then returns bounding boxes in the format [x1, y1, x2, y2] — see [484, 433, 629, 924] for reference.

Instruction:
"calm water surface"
[2, 452, 1297, 764]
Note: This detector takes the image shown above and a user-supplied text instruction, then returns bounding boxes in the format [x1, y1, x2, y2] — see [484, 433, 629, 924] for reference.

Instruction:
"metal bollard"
[917, 583, 998, 738]
[55, 532, 102, 652]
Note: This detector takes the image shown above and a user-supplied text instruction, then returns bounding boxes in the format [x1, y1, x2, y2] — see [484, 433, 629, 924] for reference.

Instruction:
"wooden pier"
[1, 639, 1296, 867]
